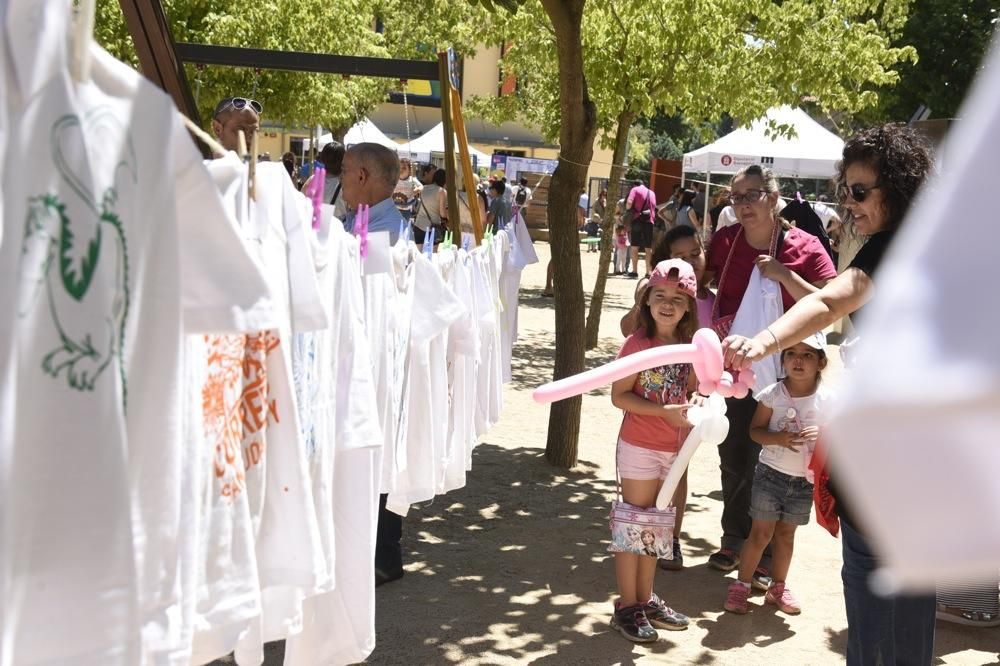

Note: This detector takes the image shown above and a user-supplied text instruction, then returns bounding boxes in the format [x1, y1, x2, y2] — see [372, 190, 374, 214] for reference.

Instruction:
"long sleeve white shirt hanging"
[828, 34, 1000, 591]
[0, 41, 276, 666]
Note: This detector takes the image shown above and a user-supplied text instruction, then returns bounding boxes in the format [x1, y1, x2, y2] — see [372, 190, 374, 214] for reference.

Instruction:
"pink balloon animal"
[532, 328, 754, 403]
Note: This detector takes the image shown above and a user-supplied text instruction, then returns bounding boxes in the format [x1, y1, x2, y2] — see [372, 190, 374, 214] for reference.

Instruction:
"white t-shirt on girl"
[755, 381, 833, 478]
[395, 175, 421, 201]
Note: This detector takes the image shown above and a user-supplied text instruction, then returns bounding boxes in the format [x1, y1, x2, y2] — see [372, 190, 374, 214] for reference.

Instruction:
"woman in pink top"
[607, 259, 701, 642]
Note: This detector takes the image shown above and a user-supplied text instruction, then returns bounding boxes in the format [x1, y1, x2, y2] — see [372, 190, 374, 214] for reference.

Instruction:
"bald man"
[341, 143, 405, 244]
[211, 96, 262, 153]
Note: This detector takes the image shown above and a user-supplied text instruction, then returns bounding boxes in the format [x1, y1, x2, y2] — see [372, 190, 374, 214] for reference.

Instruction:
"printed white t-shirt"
[233, 162, 330, 666]
[0, 43, 275, 665]
[755, 380, 833, 478]
[187, 155, 268, 666]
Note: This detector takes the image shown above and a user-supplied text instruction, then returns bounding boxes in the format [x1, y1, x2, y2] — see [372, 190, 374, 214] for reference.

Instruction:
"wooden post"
[450, 87, 483, 243]
[438, 52, 463, 245]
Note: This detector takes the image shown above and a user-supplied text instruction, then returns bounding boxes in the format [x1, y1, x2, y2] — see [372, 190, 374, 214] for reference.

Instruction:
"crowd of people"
[214, 98, 997, 661]
[285, 139, 533, 249]
[605, 122, 999, 660]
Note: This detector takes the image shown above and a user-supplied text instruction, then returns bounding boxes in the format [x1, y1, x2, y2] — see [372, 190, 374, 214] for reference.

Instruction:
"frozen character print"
[637, 363, 690, 406]
[640, 529, 659, 558]
[18, 108, 136, 404]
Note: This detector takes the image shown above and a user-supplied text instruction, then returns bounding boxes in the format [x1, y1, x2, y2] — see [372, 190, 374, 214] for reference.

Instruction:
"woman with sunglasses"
[722, 124, 936, 665]
[704, 164, 837, 589]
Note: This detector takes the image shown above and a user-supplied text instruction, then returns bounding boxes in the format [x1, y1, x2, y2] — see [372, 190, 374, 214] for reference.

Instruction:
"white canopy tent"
[395, 122, 491, 167]
[307, 117, 401, 151]
[683, 106, 844, 221]
[683, 106, 844, 179]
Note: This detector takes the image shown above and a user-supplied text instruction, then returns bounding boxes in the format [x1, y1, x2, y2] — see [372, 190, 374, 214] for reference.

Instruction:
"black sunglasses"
[840, 182, 880, 203]
[214, 97, 263, 118]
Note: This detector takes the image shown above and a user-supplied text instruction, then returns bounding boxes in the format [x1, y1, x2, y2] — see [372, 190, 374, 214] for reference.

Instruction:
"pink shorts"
[617, 439, 678, 481]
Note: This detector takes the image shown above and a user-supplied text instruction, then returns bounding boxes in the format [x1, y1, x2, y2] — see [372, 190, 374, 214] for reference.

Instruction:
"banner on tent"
[684, 153, 831, 178]
[493, 156, 558, 182]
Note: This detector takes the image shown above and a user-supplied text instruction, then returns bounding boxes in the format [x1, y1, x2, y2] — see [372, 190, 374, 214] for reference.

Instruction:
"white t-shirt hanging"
[187, 155, 267, 666]
[497, 229, 520, 383]
[441, 249, 481, 492]
[385, 252, 466, 515]
[290, 207, 337, 600]
[471, 248, 498, 438]
[285, 223, 384, 666]
[373, 239, 416, 494]
[484, 239, 506, 426]
[233, 163, 330, 666]
[0, 42, 275, 665]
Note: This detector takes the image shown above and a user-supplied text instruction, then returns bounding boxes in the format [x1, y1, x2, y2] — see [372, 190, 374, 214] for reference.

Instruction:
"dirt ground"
[247, 243, 998, 665]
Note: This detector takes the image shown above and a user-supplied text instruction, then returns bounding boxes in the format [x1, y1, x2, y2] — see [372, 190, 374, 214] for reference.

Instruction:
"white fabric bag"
[729, 265, 784, 392]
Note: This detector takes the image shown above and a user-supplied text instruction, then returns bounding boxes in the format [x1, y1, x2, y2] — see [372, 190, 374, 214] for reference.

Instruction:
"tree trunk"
[539, 0, 598, 469]
[584, 110, 634, 349]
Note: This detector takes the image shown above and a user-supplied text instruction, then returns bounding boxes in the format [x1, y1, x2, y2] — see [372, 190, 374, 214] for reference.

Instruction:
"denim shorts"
[749, 463, 814, 526]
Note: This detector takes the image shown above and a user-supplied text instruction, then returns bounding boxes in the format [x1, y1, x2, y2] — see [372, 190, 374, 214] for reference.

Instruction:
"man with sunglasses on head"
[211, 97, 262, 153]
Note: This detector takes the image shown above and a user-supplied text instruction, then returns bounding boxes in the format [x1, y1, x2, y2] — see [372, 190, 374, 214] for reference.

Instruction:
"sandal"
[936, 603, 1000, 627]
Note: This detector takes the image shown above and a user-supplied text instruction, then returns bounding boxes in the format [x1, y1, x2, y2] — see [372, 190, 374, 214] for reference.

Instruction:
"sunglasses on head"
[214, 97, 263, 118]
[840, 182, 880, 203]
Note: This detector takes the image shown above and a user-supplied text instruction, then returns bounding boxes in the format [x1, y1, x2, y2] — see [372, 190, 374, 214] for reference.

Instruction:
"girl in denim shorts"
[723, 332, 833, 616]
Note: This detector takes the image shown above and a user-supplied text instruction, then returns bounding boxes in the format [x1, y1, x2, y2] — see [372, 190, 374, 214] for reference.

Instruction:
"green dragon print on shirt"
[18, 108, 136, 407]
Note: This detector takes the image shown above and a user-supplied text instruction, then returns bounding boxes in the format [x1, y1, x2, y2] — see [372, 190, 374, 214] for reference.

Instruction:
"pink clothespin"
[356, 203, 370, 260]
[308, 166, 326, 230]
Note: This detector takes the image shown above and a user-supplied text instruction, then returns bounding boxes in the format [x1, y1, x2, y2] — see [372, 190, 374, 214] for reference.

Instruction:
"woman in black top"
[721, 124, 935, 665]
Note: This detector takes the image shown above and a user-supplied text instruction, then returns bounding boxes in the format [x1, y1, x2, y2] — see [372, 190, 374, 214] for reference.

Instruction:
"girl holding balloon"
[608, 259, 702, 642]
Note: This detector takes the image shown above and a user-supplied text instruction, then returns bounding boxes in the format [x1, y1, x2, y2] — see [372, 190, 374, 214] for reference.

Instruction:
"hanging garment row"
[0, 16, 539, 665]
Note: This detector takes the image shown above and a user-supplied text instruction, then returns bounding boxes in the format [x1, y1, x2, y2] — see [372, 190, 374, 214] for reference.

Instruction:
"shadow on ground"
[510, 330, 624, 398]
[211, 442, 1000, 666]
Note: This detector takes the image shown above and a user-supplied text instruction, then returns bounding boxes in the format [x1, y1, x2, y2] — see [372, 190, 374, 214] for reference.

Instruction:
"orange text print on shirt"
[203, 330, 282, 500]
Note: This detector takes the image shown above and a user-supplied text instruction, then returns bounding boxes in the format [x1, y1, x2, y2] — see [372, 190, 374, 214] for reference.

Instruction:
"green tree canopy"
[469, 0, 918, 466]
[95, 0, 493, 130]
[868, 0, 999, 121]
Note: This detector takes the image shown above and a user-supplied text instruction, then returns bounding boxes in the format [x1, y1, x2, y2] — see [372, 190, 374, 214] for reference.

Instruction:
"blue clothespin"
[423, 226, 435, 257]
[462, 233, 472, 251]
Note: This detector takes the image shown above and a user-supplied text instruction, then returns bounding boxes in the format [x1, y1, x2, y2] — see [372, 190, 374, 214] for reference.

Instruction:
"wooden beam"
[450, 87, 483, 243]
[176, 43, 441, 81]
[117, 0, 200, 122]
